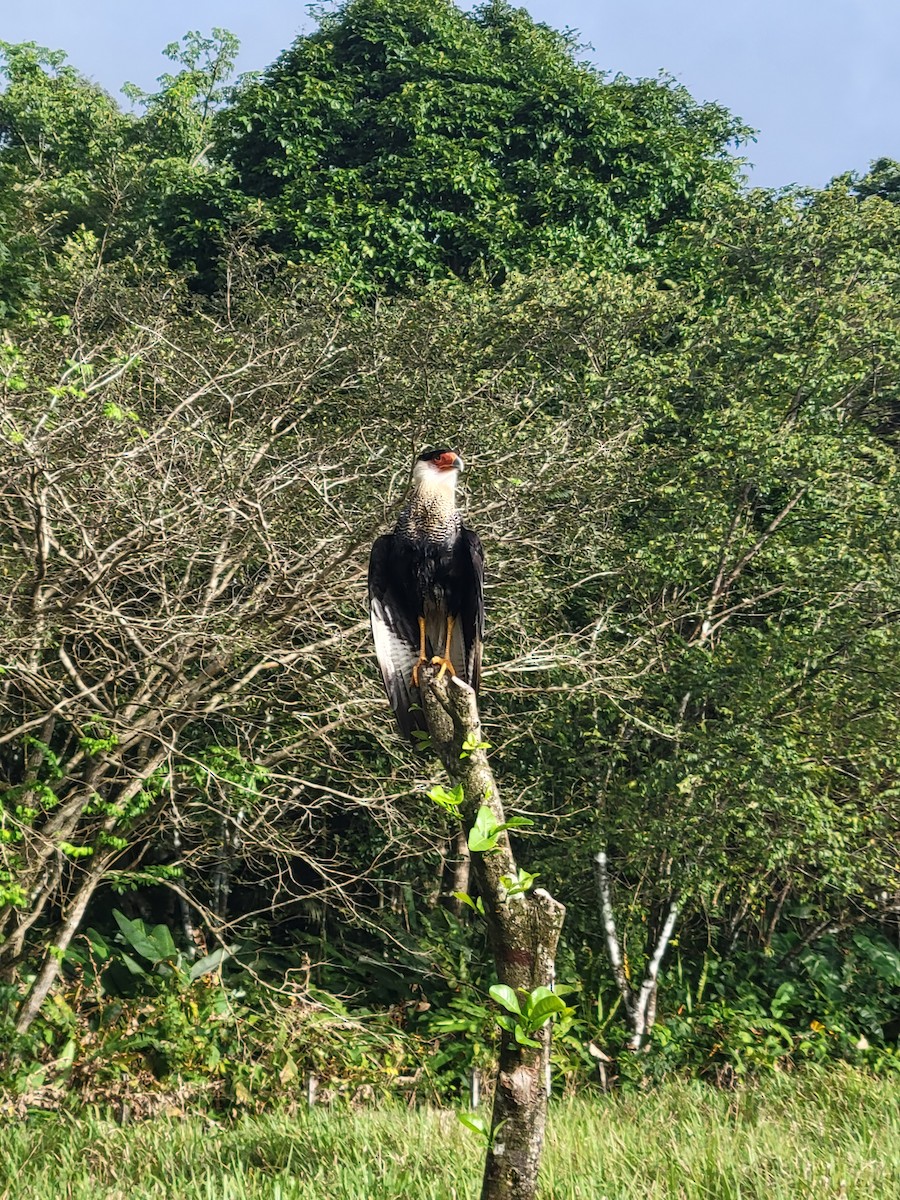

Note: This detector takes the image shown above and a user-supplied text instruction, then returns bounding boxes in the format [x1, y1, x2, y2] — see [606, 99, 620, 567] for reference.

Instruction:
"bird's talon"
[430, 655, 458, 681]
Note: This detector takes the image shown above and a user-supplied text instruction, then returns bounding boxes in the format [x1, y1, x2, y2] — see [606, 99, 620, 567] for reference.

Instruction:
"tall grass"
[0, 1069, 896, 1199]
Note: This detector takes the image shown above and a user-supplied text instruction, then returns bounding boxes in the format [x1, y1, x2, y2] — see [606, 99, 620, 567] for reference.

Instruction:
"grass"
[0, 1069, 896, 1199]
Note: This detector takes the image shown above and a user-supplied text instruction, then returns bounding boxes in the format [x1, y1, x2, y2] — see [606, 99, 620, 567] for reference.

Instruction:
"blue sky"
[2, 0, 898, 189]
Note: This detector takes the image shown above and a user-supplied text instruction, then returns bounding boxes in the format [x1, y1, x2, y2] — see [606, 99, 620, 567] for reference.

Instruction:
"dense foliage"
[0, 0, 897, 1110]
[215, 0, 748, 290]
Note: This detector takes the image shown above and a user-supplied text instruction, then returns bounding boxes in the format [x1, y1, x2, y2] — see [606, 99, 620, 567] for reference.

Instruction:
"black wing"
[454, 526, 484, 694]
[368, 533, 425, 739]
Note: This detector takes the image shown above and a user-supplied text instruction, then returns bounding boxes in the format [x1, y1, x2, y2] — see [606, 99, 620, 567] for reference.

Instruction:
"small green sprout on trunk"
[489, 984, 573, 1049]
[467, 806, 533, 853]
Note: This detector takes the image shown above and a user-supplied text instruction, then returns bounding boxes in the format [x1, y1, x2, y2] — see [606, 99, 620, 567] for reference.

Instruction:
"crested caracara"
[368, 449, 484, 740]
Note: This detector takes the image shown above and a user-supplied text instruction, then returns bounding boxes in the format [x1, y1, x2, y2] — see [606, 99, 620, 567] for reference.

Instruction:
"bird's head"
[412, 448, 464, 491]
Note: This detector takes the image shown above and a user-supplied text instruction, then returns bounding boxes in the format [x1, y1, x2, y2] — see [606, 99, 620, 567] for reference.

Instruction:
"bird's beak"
[454, 455, 464, 472]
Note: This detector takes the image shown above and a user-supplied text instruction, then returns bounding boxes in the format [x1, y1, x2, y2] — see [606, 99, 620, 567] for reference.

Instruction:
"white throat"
[411, 461, 460, 498]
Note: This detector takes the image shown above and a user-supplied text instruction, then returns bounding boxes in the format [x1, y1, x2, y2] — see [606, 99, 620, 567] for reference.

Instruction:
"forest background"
[0, 0, 898, 1114]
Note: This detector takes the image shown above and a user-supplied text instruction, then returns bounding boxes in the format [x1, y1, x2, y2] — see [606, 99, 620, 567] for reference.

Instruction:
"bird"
[368, 448, 484, 741]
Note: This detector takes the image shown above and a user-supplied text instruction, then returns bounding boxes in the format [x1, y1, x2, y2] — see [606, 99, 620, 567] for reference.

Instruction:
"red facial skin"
[433, 451, 461, 471]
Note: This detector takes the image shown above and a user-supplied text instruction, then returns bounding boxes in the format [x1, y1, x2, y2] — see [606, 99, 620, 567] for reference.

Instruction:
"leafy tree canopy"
[216, 0, 751, 290]
[122, 27, 240, 164]
[851, 156, 900, 204]
[0, 41, 135, 315]
[0, 33, 241, 315]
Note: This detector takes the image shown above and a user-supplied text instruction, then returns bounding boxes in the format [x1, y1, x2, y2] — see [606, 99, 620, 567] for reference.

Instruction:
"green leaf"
[119, 950, 148, 977]
[189, 947, 229, 981]
[526, 993, 568, 1027]
[428, 783, 464, 811]
[500, 869, 539, 898]
[113, 909, 165, 963]
[513, 1025, 541, 1048]
[460, 732, 491, 759]
[489, 984, 522, 1016]
[54, 1038, 77, 1071]
[84, 927, 111, 960]
[458, 1112, 490, 1140]
[501, 816, 534, 831]
[149, 923, 177, 960]
[468, 806, 501, 853]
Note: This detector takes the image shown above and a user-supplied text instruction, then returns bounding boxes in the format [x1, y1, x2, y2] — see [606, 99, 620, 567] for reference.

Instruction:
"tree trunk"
[15, 853, 113, 1033]
[421, 671, 565, 1200]
[593, 848, 679, 1051]
[439, 827, 472, 916]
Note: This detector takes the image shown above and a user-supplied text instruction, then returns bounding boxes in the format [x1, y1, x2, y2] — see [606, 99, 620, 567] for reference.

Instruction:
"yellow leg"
[411, 615, 428, 686]
[431, 615, 458, 681]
